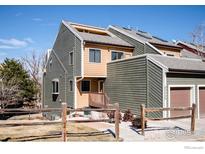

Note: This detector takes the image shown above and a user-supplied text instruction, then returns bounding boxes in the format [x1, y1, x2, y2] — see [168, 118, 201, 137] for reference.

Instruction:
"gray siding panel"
[145, 43, 160, 54]
[108, 28, 144, 55]
[147, 60, 163, 118]
[43, 23, 82, 115]
[43, 52, 67, 118]
[105, 57, 147, 117]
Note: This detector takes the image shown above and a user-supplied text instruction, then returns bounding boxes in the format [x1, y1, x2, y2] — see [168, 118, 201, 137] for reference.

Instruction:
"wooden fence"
[0, 103, 120, 142]
[140, 103, 196, 135]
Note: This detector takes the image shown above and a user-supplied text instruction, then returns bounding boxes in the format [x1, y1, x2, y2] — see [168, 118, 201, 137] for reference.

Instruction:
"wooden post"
[191, 103, 196, 133]
[141, 104, 145, 136]
[114, 103, 120, 141]
[61, 102, 67, 142]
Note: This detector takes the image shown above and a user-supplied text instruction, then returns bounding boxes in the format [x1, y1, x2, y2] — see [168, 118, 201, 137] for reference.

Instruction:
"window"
[69, 52, 73, 65]
[111, 51, 124, 61]
[52, 80, 59, 94]
[81, 80, 90, 92]
[166, 54, 174, 57]
[89, 49, 101, 63]
[49, 57, 52, 71]
[52, 80, 59, 102]
[69, 80, 73, 92]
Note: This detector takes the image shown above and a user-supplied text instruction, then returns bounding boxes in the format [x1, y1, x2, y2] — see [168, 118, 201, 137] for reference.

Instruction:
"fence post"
[191, 103, 196, 133]
[61, 102, 67, 142]
[141, 104, 145, 136]
[114, 103, 120, 141]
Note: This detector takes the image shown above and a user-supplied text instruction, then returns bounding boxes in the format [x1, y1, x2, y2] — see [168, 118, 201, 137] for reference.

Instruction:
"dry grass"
[0, 114, 115, 142]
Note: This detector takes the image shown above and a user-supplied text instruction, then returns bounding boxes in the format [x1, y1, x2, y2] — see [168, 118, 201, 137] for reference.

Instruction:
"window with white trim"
[89, 49, 101, 63]
[81, 80, 90, 92]
[52, 79, 59, 102]
[111, 51, 124, 61]
[49, 57, 52, 71]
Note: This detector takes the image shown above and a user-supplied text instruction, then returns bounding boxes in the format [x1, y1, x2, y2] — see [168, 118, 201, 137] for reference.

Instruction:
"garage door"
[170, 87, 191, 117]
[199, 87, 205, 118]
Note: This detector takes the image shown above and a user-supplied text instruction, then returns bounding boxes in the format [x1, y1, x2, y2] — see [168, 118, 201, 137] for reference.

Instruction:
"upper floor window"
[69, 52, 73, 65]
[111, 51, 124, 61]
[69, 80, 73, 92]
[89, 49, 101, 63]
[52, 80, 59, 94]
[49, 57, 52, 71]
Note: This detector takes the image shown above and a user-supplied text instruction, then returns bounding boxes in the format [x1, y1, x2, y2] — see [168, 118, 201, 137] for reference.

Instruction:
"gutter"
[168, 68, 205, 74]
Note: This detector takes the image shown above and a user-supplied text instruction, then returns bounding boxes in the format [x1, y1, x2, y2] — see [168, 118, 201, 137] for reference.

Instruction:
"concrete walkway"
[81, 118, 205, 141]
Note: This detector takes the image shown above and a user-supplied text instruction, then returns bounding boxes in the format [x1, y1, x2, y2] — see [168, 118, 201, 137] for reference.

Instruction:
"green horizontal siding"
[105, 57, 147, 117]
[144, 43, 160, 54]
[147, 60, 163, 118]
[108, 28, 144, 55]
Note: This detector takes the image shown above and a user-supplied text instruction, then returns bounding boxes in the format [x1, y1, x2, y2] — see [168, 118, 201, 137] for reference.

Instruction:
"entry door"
[98, 80, 104, 93]
[199, 87, 205, 118]
[170, 87, 191, 117]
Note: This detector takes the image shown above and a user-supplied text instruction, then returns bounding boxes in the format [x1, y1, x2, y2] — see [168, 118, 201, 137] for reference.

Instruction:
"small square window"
[81, 80, 90, 92]
[111, 51, 124, 61]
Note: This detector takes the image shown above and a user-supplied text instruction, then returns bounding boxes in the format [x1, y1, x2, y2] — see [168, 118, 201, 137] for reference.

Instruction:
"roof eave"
[168, 68, 205, 74]
[84, 40, 134, 48]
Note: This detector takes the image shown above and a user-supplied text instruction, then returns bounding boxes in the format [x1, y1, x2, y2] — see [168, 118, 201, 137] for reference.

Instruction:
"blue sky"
[0, 5, 205, 62]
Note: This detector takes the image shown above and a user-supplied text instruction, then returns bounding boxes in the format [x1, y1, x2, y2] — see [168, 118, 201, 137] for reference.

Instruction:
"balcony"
[88, 92, 110, 108]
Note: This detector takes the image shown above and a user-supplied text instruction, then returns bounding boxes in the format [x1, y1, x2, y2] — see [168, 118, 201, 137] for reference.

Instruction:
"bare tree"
[190, 23, 205, 51]
[22, 51, 45, 104]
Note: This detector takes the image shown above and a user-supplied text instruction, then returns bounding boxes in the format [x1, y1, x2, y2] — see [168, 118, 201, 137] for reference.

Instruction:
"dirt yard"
[0, 114, 115, 142]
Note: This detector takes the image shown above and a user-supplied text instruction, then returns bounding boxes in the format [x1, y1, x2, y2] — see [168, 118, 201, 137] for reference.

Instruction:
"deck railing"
[89, 92, 110, 108]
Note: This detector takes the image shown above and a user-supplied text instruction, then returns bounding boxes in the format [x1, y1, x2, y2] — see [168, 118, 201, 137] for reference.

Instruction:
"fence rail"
[0, 102, 120, 142]
[140, 103, 196, 136]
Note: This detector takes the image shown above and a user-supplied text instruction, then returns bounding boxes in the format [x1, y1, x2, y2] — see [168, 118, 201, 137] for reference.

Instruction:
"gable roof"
[177, 41, 205, 54]
[78, 32, 133, 47]
[63, 21, 133, 48]
[148, 54, 205, 73]
[181, 49, 202, 59]
[110, 25, 181, 49]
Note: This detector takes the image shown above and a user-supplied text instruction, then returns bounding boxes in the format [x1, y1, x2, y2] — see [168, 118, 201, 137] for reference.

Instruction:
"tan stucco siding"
[83, 43, 133, 77]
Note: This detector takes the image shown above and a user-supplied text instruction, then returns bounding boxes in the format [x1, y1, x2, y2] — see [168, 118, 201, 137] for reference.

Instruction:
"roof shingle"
[149, 54, 205, 72]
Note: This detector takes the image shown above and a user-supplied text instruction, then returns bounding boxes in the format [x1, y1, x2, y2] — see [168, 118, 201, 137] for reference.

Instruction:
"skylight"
[136, 33, 152, 39]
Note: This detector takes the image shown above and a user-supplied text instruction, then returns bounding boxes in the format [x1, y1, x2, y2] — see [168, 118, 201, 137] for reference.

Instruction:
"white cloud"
[32, 18, 43, 22]
[0, 38, 29, 49]
[0, 45, 16, 49]
[24, 38, 34, 44]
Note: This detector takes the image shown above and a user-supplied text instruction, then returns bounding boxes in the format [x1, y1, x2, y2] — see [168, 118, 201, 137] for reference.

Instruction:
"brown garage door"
[199, 87, 205, 118]
[170, 87, 191, 117]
